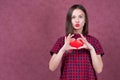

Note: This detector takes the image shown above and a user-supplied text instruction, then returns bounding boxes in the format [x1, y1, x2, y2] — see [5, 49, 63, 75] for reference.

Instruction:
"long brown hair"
[66, 4, 89, 35]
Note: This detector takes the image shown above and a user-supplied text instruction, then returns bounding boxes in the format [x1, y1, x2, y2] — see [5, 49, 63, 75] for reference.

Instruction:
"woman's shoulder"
[85, 34, 99, 41]
[56, 35, 65, 42]
[57, 36, 65, 39]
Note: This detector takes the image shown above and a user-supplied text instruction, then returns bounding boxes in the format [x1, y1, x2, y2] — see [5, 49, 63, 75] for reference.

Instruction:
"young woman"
[49, 4, 104, 80]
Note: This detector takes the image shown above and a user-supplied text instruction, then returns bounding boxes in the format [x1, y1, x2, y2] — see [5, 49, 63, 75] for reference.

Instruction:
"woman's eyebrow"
[72, 13, 84, 16]
[79, 13, 84, 16]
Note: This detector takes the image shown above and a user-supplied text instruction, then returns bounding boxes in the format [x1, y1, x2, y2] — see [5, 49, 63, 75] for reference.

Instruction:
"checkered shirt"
[50, 34, 104, 80]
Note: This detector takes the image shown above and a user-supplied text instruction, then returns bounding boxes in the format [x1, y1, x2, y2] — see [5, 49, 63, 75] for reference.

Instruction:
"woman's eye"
[72, 16, 76, 19]
[79, 15, 83, 18]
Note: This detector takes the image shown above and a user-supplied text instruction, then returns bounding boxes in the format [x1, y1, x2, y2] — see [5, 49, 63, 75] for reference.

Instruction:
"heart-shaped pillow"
[70, 38, 84, 48]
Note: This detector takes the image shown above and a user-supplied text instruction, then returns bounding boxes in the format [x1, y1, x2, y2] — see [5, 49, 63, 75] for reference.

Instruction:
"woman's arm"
[49, 34, 76, 71]
[79, 34, 103, 73]
[49, 46, 65, 71]
[90, 49, 103, 73]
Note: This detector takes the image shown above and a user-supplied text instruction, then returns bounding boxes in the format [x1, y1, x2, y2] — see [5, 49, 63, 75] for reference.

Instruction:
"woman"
[49, 4, 104, 80]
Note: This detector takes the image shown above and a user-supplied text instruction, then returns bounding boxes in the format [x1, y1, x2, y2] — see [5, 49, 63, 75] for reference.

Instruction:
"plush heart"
[70, 38, 84, 48]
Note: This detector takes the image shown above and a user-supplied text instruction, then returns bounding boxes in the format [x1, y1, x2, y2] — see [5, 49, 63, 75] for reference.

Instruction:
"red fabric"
[50, 34, 104, 80]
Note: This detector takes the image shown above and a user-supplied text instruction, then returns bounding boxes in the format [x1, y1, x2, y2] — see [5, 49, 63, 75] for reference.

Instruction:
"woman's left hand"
[78, 33, 94, 51]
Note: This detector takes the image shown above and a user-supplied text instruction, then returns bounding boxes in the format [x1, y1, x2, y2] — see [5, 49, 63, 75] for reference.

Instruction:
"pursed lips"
[75, 24, 80, 27]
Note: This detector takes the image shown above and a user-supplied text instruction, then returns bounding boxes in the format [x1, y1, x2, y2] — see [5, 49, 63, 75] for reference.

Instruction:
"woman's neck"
[74, 29, 83, 34]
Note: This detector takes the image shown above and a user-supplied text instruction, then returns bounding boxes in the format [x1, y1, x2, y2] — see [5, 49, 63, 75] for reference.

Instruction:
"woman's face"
[71, 9, 85, 32]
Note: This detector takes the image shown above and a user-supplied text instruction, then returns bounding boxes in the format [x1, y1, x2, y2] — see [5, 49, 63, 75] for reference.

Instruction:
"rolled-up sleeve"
[50, 37, 64, 56]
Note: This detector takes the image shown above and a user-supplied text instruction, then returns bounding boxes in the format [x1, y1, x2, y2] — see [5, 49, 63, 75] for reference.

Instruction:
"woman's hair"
[66, 4, 89, 35]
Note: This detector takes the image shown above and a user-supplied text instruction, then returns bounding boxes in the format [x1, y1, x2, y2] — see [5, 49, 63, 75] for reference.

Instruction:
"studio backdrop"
[0, 0, 120, 80]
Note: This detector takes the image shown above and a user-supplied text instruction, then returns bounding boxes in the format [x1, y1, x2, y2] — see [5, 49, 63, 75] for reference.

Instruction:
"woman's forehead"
[72, 9, 85, 16]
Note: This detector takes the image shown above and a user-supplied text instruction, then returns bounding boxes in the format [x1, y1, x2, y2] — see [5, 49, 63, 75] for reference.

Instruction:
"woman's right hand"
[62, 34, 77, 51]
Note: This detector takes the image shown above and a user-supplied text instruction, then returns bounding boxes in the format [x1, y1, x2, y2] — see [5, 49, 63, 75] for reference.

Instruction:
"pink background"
[0, 0, 120, 80]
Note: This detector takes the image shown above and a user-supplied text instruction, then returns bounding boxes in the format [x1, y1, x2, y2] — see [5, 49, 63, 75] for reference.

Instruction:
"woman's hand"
[62, 34, 77, 51]
[78, 34, 103, 73]
[78, 33, 94, 51]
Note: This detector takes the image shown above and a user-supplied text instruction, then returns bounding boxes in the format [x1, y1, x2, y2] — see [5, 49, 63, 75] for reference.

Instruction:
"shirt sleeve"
[91, 37, 104, 56]
[50, 37, 64, 56]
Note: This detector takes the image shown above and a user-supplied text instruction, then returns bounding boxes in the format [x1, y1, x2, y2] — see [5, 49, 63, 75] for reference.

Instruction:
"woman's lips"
[75, 24, 80, 27]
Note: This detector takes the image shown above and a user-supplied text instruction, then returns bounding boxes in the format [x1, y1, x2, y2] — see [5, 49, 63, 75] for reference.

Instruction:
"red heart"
[70, 38, 84, 48]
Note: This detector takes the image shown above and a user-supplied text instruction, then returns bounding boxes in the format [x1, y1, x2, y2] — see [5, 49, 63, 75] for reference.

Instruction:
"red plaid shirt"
[50, 34, 104, 80]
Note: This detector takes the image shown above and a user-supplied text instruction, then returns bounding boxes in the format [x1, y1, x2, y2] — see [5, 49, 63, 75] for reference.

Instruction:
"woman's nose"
[75, 18, 79, 23]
